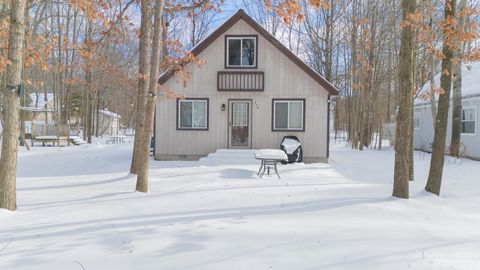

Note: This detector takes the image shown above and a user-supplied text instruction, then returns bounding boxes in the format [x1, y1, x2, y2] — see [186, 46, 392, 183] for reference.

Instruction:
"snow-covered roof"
[416, 62, 480, 105]
[99, 110, 121, 119]
[29, 93, 54, 109]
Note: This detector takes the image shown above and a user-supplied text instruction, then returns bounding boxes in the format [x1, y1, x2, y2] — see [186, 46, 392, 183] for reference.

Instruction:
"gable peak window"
[226, 36, 257, 68]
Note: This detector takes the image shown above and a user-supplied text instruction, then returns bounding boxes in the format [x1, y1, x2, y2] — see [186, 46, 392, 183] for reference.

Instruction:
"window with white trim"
[178, 99, 208, 130]
[226, 36, 256, 67]
[414, 110, 421, 129]
[414, 116, 420, 129]
[273, 100, 305, 131]
[461, 106, 476, 134]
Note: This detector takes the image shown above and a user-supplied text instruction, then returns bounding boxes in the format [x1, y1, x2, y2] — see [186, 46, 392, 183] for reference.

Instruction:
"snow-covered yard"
[1, 142, 480, 269]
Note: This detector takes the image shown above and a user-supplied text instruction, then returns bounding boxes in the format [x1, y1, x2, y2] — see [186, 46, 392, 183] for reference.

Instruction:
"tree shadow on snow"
[219, 168, 256, 179]
[1, 196, 391, 245]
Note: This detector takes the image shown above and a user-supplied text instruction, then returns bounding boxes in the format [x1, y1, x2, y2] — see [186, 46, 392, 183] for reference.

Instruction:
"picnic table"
[106, 135, 130, 144]
[31, 124, 71, 146]
[254, 149, 288, 179]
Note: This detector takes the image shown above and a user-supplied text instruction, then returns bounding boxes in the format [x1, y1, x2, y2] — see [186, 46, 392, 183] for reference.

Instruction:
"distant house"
[414, 62, 480, 160]
[28, 93, 55, 124]
[154, 9, 339, 162]
[94, 110, 121, 136]
[26, 93, 121, 136]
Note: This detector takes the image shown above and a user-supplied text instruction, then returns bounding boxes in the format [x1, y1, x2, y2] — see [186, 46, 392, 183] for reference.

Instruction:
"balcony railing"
[217, 71, 264, 91]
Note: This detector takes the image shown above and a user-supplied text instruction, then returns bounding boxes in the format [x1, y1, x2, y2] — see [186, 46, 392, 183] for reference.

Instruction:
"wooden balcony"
[217, 71, 264, 91]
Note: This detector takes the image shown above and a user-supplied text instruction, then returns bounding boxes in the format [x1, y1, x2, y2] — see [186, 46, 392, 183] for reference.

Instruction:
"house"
[154, 9, 339, 163]
[94, 110, 121, 136]
[414, 62, 480, 160]
[28, 93, 55, 124]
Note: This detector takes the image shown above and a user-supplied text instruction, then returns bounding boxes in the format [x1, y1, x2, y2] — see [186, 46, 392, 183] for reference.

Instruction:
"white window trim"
[273, 100, 304, 131]
[461, 106, 477, 136]
[226, 37, 257, 68]
[414, 114, 421, 130]
[178, 99, 208, 130]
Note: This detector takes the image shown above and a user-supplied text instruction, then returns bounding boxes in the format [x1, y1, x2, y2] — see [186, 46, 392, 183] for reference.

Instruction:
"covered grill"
[280, 136, 303, 164]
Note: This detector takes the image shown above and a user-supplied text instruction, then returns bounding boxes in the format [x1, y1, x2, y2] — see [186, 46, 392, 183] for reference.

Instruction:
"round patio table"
[254, 149, 288, 179]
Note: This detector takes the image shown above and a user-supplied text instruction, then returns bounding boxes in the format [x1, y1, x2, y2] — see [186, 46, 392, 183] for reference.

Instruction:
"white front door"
[228, 100, 252, 148]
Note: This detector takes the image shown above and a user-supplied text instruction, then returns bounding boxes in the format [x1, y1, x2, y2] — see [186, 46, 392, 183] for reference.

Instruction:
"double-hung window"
[461, 106, 476, 135]
[414, 117, 421, 129]
[226, 36, 257, 68]
[272, 99, 305, 131]
[414, 110, 421, 129]
[177, 99, 208, 130]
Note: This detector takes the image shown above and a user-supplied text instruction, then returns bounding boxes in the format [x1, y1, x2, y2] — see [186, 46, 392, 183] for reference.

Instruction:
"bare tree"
[425, 0, 457, 196]
[136, 0, 164, 192]
[0, 0, 28, 211]
[130, 0, 152, 174]
[450, 0, 467, 157]
[393, 0, 416, 199]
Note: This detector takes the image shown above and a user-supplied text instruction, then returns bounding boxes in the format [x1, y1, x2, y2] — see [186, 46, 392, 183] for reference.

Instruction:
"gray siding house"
[414, 63, 480, 160]
[154, 9, 339, 163]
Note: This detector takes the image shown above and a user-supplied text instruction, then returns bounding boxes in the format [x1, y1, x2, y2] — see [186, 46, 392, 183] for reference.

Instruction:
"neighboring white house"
[94, 110, 121, 136]
[155, 9, 339, 162]
[414, 62, 480, 160]
[28, 93, 55, 124]
[26, 93, 121, 136]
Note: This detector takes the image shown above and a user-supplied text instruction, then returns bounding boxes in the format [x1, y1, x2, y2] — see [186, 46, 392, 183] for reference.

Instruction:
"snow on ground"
[1, 142, 480, 270]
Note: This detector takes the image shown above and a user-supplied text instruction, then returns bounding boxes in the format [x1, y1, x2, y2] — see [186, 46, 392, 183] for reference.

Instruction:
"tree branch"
[94, 0, 135, 46]
[164, 0, 209, 13]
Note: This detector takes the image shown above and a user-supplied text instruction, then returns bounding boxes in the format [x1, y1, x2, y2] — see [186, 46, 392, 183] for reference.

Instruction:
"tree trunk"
[137, 0, 164, 192]
[450, 0, 467, 157]
[393, 0, 416, 199]
[0, 0, 28, 211]
[84, 20, 94, 144]
[450, 60, 462, 156]
[409, 41, 416, 182]
[425, 0, 456, 196]
[429, 47, 437, 125]
[130, 0, 152, 174]
[95, 89, 100, 137]
[350, 1, 359, 149]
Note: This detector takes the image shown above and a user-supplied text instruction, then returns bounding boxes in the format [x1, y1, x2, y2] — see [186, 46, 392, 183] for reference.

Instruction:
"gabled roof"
[159, 9, 339, 95]
[99, 109, 121, 119]
[415, 62, 480, 106]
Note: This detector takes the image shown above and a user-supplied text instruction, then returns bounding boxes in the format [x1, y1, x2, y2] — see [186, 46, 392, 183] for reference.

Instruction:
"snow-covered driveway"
[1, 143, 479, 269]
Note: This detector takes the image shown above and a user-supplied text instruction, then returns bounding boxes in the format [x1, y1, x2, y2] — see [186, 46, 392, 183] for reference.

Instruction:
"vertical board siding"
[414, 97, 480, 159]
[156, 20, 330, 160]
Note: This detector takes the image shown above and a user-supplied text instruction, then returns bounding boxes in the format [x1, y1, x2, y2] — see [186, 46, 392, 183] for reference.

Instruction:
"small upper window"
[273, 100, 305, 131]
[461, 107, 476, 134]
[226, 36, 257, 68]
[178, 99, 208, 130]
